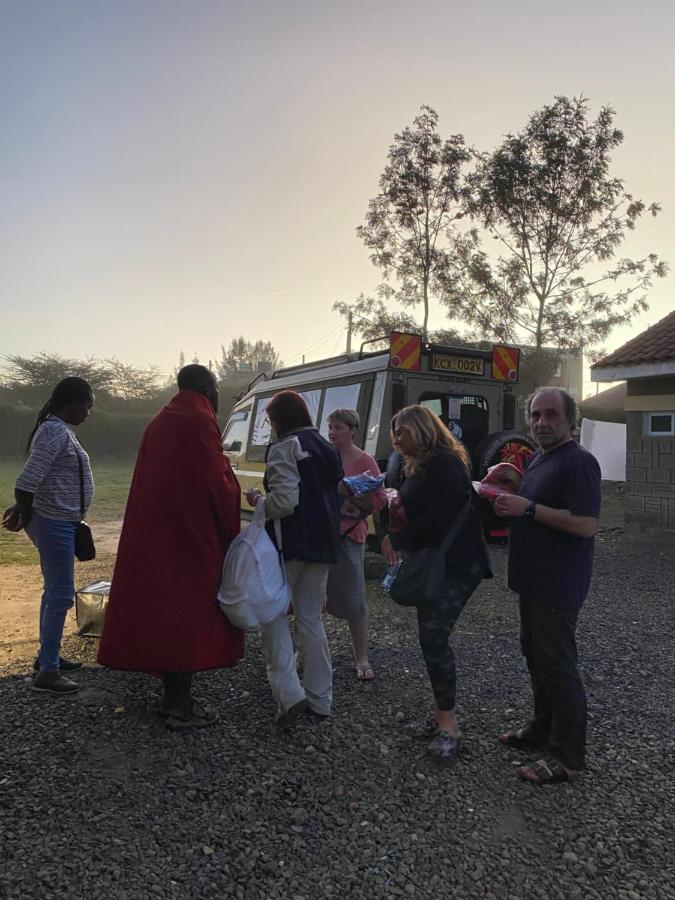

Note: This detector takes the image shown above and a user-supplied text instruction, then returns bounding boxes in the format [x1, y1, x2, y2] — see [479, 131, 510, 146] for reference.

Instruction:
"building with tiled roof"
[591, 309, 675, 539]
[581, 382, 626, 410]
[592, 309, 675, 375]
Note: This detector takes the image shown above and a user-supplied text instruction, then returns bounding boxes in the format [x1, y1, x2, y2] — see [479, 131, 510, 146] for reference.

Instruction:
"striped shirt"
[15, 416, 94, 521]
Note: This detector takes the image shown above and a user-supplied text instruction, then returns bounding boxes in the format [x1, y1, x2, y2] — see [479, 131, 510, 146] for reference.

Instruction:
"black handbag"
[74, 446, 95, 562]
[382, 498, 471, 608]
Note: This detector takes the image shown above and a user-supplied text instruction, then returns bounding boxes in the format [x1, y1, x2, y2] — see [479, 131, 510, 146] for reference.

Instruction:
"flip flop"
[165, 700, 219, 732]
[355, 663, 375, 681]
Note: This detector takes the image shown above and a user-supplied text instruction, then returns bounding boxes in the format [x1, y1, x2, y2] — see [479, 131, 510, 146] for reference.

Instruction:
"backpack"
[217, 498, 290, 629]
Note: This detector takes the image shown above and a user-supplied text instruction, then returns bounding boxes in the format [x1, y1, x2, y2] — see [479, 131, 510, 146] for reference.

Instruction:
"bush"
[0, 385, 241, 460]
[0, 403, 149, 459]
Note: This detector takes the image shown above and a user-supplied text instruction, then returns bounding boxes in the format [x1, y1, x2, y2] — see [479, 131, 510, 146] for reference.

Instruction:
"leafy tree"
[333, 293, 473, 350]
[451, 95, 667, 353]
[2, 352, 112, 390]
[217, 337, 281, 379]
[103, 358, 160, 401]
[357, 105, 471, 340]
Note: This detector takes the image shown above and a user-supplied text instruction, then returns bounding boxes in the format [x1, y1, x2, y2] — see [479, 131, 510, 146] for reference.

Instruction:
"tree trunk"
[422, 275, 429, 341]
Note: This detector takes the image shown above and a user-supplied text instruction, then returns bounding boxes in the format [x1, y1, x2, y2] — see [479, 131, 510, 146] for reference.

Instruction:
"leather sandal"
[517, 756, 576, 785]
[165, 700, 219, 731]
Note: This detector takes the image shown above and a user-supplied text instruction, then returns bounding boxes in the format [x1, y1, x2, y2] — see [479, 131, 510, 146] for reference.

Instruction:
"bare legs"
[348, 613, 370, 668]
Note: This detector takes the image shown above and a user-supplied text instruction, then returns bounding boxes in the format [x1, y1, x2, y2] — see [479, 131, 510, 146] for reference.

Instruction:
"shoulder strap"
[66, 431, 86, 520]
[341, 514, 367, 542]
[76, 452, 85, 520]
[258, 496, 284, 553]
[437, 496, 472, 557]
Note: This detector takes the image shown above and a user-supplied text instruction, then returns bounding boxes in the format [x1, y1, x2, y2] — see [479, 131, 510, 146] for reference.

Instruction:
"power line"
[328, 327, 347, 358]
[284, 324, 346, 365]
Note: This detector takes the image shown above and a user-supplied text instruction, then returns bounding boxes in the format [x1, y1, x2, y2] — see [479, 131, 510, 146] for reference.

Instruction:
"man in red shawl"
[98, 365, 244, 730]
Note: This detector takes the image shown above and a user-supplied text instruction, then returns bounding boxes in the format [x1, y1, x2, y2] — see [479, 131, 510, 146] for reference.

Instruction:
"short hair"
[526, 387, 578, 429]
[391, 404, 470, 475]
[327, 408, 359, 430]
[266, 390, 313, 434]
[177, 364, 215, 392]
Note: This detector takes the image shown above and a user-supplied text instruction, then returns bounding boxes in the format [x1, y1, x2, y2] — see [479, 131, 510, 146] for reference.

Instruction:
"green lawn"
[0, 458, 134, 566]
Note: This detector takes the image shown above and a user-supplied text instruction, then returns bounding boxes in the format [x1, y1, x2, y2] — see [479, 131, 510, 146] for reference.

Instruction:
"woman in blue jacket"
[246, 390, 342, 729]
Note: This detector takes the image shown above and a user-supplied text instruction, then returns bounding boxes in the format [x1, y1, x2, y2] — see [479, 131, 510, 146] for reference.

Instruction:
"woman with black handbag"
[2, 377, 94, 695]
[380, 405, 492, 763]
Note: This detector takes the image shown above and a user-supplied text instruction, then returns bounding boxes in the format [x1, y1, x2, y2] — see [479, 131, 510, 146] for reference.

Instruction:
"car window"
[365, 372, 386, 455]
[319, 383, 362, 437]
[222, 409, 250, 452]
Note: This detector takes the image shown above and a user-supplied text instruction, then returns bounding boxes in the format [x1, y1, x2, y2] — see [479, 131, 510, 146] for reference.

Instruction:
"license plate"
[431, 354, 484, 375]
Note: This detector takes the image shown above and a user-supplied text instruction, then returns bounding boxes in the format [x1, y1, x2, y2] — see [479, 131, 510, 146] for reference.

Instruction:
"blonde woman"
[381, 405, 492, 763]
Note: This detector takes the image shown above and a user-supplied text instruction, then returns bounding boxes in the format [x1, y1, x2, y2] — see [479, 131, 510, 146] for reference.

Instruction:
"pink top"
[340, 449, 387, 544]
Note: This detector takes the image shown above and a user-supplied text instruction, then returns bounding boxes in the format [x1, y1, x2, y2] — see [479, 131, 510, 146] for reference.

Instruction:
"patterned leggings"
[416, 573, 481, 711]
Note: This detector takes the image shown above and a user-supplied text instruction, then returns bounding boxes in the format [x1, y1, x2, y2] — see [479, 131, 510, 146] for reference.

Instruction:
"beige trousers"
[259, 560, 332, 717]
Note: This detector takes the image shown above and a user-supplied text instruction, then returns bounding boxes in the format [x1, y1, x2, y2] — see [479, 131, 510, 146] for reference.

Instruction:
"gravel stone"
[1, 529, 674, 899]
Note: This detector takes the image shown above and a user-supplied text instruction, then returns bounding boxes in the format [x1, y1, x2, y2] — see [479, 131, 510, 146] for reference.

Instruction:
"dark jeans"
[417, 573, 481, 711]
[519, 596, 587, 771]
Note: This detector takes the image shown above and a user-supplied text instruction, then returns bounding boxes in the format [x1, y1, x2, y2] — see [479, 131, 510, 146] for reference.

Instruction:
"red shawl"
[98, 391, 244, 672]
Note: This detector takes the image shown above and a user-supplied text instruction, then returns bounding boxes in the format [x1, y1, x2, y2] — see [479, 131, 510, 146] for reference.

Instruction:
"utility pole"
[346, 310, 353, 355]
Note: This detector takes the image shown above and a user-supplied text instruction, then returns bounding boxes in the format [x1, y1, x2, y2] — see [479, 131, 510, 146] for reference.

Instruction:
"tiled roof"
[581, 383, 626, 407]
[593, 310, 675, 368]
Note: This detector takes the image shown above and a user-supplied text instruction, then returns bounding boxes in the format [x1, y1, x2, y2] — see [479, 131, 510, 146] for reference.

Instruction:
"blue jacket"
[263, 427, 343, 563]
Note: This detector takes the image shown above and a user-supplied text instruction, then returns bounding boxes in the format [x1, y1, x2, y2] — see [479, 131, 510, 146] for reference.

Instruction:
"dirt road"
[0, 519, 122, 665]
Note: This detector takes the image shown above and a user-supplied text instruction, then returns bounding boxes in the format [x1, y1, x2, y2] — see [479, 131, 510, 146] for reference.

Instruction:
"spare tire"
[474, 430, 536, 479]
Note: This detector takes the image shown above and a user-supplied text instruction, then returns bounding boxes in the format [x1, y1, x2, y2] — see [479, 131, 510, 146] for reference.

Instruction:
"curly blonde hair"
[391, 405, 470, 476]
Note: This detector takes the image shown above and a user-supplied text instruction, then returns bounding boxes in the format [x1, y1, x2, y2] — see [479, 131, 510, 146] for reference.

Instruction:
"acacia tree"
[357, 105, 471, 340]
[216, 337, 281, 379]
[103, 358, 160, 400]
[2, 353, 112, 390]
[1, 353, 161, 404]
[450, 96, 667, 353]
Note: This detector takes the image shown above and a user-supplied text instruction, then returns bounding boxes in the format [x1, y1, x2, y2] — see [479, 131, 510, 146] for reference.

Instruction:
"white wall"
[580, 419, 626, 481]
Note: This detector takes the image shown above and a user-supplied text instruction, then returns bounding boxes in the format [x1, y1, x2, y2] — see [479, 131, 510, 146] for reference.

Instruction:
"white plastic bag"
[218, 498, 290, 629]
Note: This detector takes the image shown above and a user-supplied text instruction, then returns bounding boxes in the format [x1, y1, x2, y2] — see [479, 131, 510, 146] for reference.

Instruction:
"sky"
[2, 0, 674, 394]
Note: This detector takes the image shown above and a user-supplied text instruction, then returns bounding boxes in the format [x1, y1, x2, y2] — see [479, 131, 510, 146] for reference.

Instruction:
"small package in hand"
[342, 472, 386, 496]
[472, 462, 523, 502]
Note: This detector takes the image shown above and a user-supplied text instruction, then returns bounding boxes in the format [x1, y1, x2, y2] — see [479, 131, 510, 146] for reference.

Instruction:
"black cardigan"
[388, 448, 492, 579]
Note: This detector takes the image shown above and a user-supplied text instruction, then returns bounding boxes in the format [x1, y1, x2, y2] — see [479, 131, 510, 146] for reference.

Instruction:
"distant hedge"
[0, 389, 240, 459]
[0, 404, 151, 459]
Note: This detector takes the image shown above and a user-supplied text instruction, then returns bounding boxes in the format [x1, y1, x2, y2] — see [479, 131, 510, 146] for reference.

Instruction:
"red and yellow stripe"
[390, 332, 422, 371]
[491, 345, 520, 382]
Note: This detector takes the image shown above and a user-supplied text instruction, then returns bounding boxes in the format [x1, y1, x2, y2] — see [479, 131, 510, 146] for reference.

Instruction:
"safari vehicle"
[221, 333, 536, 541]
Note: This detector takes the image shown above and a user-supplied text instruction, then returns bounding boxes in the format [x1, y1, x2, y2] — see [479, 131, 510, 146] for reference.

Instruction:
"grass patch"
[0, 458, 134, 567]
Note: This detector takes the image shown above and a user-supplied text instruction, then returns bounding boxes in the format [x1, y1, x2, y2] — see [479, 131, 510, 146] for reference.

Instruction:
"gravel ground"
[1, 532, 673, 900]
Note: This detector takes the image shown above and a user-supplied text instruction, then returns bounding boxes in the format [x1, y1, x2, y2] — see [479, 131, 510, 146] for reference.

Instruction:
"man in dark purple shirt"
[495, 388, 601, 785]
